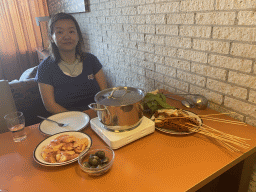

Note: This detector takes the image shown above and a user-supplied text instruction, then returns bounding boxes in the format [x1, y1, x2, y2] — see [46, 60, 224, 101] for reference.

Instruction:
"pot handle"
[88, 103, 112, 126]
[108, 86, 128, 99]
[88, 103, 106, 111]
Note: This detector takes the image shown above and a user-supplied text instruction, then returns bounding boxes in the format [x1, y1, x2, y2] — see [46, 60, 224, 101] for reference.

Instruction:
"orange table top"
[1, 96, 256, 192]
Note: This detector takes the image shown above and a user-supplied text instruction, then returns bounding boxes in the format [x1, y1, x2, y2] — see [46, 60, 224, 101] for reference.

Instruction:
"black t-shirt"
[35, 53, 102, 111]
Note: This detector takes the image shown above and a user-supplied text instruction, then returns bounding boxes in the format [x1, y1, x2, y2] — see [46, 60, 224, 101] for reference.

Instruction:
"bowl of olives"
[78, 145, 115, 176]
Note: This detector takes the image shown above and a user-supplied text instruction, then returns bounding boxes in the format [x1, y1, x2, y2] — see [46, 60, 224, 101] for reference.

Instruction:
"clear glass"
[4, 111, 26, 142]
[78, 145, 115, 176]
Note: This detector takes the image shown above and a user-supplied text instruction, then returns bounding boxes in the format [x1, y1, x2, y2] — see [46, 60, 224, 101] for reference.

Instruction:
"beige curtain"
[0, 0, 49, 81]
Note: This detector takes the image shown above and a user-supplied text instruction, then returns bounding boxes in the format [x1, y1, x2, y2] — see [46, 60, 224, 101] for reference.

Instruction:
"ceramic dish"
[152, 109, 202, 135]
[33, 131, 92, 166]
[39, 111, 90, 135]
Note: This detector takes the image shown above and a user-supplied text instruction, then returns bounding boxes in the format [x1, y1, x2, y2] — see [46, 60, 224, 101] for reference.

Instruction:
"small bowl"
[78, 145, 115, 176]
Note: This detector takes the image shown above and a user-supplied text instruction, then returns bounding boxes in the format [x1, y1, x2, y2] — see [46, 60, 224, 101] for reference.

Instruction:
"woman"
[35, 12, 107, 114]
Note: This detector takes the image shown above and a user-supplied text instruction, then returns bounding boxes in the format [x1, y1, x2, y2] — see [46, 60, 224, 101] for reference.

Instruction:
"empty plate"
[39, 111, 90, 135]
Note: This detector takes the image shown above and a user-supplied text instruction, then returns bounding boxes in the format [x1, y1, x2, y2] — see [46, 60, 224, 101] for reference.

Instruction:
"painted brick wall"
[73, 0, 256, 128]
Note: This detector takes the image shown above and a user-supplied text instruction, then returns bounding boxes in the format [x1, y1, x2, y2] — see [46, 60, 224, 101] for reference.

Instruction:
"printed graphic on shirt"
[88, 74, 94, 80]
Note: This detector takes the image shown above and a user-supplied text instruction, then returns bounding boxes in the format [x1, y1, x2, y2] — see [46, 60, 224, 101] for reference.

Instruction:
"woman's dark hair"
[48, 12, 84, 62]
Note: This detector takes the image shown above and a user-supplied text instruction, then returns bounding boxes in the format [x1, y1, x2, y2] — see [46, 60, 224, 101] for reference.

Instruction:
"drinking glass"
[4, 111, 27, 142]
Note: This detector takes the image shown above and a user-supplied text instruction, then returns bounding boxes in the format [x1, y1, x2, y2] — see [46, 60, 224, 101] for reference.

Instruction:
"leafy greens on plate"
[143, 92, 175, 115]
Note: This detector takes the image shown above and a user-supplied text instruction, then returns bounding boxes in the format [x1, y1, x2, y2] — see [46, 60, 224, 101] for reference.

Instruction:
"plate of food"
[33, 131, 92, 166]
[151, 109, 202, 135]
[38, 111, 90, 135]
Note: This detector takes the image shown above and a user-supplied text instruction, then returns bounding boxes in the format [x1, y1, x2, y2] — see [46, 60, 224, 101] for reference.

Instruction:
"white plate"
[39, 111, 90, 135]
[33, 131, 92, 166]
[152, 109, 202, 135]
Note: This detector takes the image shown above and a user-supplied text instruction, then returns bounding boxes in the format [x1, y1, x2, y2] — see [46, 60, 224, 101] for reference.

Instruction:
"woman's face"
[51, 19, 79, 54]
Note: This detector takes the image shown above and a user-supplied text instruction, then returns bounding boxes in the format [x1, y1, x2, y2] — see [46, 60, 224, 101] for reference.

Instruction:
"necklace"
[60, 58, 81, 77]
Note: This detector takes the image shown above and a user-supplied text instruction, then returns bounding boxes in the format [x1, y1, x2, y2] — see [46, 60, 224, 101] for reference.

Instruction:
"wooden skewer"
[153, 109, 251, 152]
[200, 128, 250, 148]
[186, 123, 250, 149]
[201, 124, 250, 144]
[187, 126, 238, 152]
[155, 110, 246, 126]
[189, 128, 245, 152]
[155, 115, 247, 126]
[219, 141, 241, 152]
[201, 117, 247, 126]
[203, 124, 251, 141]
[198, 112, 236, 117]
[188, 124, 239, 152]
[188, 123, 242, 145]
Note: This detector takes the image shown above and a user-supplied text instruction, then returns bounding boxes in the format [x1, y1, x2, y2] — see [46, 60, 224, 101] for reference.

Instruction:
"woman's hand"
[95, 69, 107, 90]
[38, 83, 69, 114]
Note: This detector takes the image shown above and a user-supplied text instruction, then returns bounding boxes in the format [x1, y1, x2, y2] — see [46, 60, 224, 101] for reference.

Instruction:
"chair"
[0, 80, 17, 133]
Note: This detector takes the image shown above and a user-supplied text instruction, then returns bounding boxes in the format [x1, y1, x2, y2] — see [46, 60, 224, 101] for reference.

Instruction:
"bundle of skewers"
[152, 109, 250, 152]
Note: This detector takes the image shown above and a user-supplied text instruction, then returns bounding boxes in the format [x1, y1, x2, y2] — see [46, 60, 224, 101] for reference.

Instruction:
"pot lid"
[95, 87, 145, 106]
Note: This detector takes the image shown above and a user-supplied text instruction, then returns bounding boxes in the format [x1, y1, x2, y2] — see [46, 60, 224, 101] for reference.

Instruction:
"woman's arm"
[95, 69, 107, 90]
[38, 82, 68, 114]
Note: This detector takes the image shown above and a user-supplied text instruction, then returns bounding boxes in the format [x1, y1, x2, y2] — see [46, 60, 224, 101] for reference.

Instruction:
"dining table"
[1, 90, 256, 192]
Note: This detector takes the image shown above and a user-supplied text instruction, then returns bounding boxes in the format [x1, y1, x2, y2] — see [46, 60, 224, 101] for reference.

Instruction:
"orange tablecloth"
[1, 97, 256, 192]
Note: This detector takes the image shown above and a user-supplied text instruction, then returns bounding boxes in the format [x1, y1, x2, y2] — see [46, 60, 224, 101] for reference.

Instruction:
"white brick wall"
[75, 0, 256, 130]
[156, 2, 179, 13]
[213, 27, 256, 42]
[208, 54, 252, 72]
[193, 39, 229, 54]
[179, 26, 211, 38]
[145, 34, 165, 45]
[231, 43, 256, 59]
[146, 14, 166, 24]
[167, 13, 194, 25]
[238, 11, 256, 25]
[165, 58, 190, 71]
[215, 0, 256, 10]
[196, 12, 236, 25]
[180, 0, 215, 11]
[166, 36, 191, 48]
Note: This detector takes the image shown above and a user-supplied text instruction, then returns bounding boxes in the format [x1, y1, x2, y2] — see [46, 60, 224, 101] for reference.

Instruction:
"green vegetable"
[101, 157, 109, 164]
[143, 92, 175, 114]
[95, 151, 105, 159]
[89, 157, 101, 166]
[83, 150, 110, 169]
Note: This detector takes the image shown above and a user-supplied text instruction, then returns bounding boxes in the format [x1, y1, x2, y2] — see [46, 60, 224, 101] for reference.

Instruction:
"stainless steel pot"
[88, 87, 146, 132]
